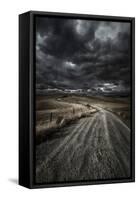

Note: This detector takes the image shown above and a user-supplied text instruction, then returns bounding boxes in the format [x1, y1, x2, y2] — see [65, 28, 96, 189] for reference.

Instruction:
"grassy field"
[35, 94, 130, 144]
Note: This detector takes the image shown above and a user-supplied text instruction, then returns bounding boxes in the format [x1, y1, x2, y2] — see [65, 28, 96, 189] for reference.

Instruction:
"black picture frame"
[19, 11, 135, 189]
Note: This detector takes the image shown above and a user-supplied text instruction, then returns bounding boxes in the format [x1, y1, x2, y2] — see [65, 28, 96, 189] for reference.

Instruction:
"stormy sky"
[35, 16, 131, 94]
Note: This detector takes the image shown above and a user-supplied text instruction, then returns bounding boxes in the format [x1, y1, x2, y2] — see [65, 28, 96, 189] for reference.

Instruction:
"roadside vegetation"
[36, 94, 130, 144]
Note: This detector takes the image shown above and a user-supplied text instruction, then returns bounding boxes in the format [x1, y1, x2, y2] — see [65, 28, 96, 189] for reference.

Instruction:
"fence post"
[50, 112, 53, 122]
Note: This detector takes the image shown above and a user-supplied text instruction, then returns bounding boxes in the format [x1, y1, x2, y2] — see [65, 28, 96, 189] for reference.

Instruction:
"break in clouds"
[36, 16, 131, 96]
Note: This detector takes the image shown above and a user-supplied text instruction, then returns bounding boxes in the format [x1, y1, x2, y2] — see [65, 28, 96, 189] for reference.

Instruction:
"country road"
[36, 107, 131, 183]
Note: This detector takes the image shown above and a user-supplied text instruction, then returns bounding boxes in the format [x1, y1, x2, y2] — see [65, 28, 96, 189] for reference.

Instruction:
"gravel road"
[36, 107, 131, 183]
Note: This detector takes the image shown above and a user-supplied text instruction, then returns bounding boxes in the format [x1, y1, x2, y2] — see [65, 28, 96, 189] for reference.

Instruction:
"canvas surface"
[34, 16, 132, 184]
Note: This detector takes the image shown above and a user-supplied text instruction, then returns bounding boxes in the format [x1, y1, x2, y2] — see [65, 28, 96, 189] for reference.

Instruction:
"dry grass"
[36, 96, 97, 144]
[35, 95, 130, 144]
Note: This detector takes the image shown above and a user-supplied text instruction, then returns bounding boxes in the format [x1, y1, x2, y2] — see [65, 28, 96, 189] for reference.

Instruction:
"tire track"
[36, 117, 90, 174]
[36, 107, 131, 183]
[59, 113, 100, 160]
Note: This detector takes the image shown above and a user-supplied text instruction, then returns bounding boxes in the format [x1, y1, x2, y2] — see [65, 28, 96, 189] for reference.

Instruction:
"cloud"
[35, 16, 131, 94]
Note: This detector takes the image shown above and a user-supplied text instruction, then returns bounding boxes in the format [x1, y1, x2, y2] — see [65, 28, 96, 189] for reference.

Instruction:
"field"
[36, 95, 98, 144]
[35, 94, 131, 183]
[36, 94, 130, 143]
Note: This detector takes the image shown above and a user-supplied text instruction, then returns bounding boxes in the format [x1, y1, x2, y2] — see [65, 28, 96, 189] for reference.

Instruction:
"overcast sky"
[35, 16, 131, 93]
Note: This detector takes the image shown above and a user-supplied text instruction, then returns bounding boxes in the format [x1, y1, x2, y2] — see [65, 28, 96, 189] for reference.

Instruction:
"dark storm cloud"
[36, 18, 98, 60]
[36, 16, 131, 93]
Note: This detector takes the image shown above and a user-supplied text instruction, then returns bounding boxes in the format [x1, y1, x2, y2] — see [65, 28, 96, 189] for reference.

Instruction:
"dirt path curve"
[36, 107, 131, 183]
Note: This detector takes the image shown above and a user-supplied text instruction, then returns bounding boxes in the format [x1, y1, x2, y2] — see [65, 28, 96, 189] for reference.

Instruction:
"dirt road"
[36, 107, 131, 183]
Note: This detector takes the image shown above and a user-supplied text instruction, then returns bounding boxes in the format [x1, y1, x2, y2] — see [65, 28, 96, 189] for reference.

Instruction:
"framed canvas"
[19, 11, 135, 188]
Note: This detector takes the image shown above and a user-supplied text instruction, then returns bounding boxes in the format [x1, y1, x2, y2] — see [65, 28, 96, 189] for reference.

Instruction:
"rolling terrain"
[35, 96, 131, 183]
